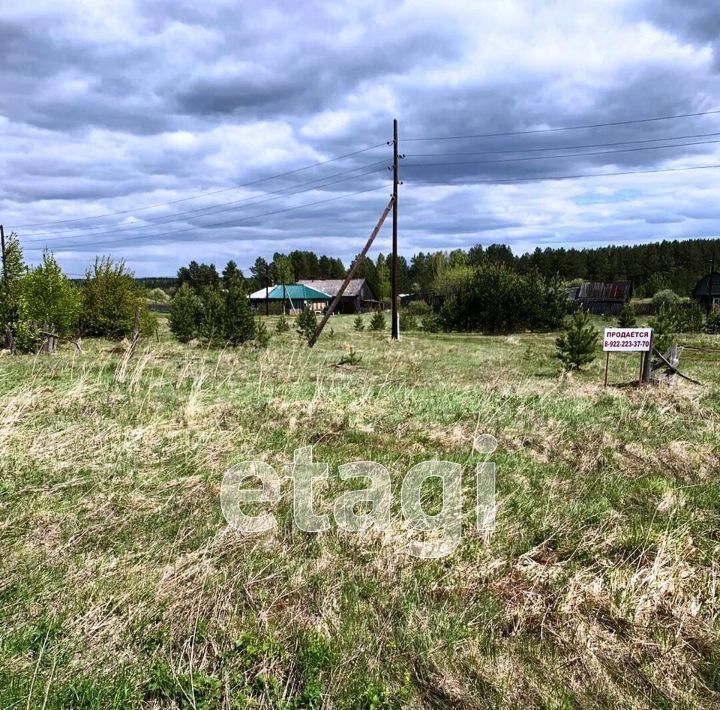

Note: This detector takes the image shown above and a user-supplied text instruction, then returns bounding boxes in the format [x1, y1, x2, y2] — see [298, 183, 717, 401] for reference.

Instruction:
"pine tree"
[353, 315, 365, 332]
[170, 283, 201, 343]
[555, 310, 599, 370]
[275, 314, 290, 333]
[223, 281, 256, 345]
[198, 287, 225, 344]
[254, 320, 270, 348]
[369, 311, 386, 332]
[617, 304, 637, 328]
[295, 306, 317, 340]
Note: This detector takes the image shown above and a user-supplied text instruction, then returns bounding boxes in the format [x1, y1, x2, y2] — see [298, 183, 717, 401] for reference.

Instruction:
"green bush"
[399, 310, 417, 331]
[648, 306, 677, 353]
[198, 287, 226, 344]
[369, 311, 386, 331]
[652, 289, 681, 309]
[673, 302, 704, 333]
[353, 315, 365, 332]
[80, 257, 154, 339]
[275, 314, 290, 333]
[223, 281, 256, 345]
[405, 300, 431, 317]
[439, 263, 566, 334]
[421, 312, 441, 332]
[0, 232, 27, 335]
[703, 311, 720, 334]
[617, 304, 637, 328]
[254, 320, 270, 348]
[169, 283, 201, 343]
[555, 309, 599, 371]
[296, 307, 317, 340]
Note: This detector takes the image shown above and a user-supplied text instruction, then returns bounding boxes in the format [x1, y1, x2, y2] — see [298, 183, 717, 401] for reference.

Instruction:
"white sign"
[603, 328, 652, 352]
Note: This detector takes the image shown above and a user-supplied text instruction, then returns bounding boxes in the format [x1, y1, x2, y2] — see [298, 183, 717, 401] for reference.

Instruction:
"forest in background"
[141, 236, 720, 299]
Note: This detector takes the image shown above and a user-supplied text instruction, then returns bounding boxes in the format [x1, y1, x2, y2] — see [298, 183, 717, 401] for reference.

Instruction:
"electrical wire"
[24, 184, 390, 252]
[403, 108, 720, 142]
[11, 142, 389, 229]
[403, 130, 720, 157]
[20, 161, 389, 241]
[402, 163, 720, 185]
[401, 138, 720, 168]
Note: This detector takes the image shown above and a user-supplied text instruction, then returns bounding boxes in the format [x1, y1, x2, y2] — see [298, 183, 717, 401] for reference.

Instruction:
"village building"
[567, 281, 633, 315]
[297, 278, 380, 313]
[248, 284, 331, 314]
[692, 272, 720, 314]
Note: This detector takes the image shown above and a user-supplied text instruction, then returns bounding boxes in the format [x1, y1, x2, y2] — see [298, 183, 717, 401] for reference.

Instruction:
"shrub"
[295, 307, 317, 340]
[254, 320, 270, 348]
[541, 275, 571, 330]
[223, 281, 256, 345]
[369, 311, 386, 331]
[648, 306, 677, 353]
[673, 302, 704, 333]
[20, 251, 79, 337]
[421, 312, 441, 332]
[405, 300, 431, 317]
[399, 310, 417, 331]
[275, 314, 290, 333]
[198, 287, 226, 344]
[0, 232, 27, 334]
[652, 289, 681, 310]
[439, 263, 561, 334]
[703, 311, 720, 334]
[555, 309, 599, 371]
[80, 257, 153, 339]
[617, 304, 637, 328]
[353, 315, 365, 332]
[169, 283, 201, 343]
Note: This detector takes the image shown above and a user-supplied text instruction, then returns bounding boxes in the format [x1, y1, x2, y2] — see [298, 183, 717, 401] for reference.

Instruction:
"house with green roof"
[248, 283, 331, 314]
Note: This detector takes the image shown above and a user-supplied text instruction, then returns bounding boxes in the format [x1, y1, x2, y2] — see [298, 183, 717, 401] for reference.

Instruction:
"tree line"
[167, 237, 720, 302]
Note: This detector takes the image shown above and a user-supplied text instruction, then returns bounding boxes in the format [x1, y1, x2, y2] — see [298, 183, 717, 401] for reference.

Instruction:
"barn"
[569, 281, 633, 315]
[297, 279, 380, 314]
[692, 272, 720, 314]
[248, 284, 331, 314]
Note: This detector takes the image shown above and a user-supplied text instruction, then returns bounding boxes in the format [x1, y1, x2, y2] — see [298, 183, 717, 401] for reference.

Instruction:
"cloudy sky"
[2, 0, 720, 276]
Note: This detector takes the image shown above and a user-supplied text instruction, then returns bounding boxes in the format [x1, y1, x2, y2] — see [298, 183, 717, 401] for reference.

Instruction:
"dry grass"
[1, 316, 719, 708]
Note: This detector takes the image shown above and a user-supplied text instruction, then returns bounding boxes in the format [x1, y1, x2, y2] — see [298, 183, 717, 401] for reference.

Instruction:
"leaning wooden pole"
[308, 197, 394, 347]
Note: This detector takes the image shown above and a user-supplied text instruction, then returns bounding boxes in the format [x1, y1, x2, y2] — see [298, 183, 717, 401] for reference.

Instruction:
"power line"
[12, 142, 389, 229]
[402, 163, 720, 185]
[19, 161, 388, 241]
[404, 130, 720, 157]
[24, 184, 390, 252]
[403, 108, 720, 142]
[402, 138, 720, 168]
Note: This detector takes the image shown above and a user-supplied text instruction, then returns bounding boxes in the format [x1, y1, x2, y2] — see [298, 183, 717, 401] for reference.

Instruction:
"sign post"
[602, 327, 653, 386]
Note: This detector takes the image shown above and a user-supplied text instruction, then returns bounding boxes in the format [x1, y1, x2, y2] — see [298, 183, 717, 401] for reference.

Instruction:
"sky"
[2, 0, 720, 277]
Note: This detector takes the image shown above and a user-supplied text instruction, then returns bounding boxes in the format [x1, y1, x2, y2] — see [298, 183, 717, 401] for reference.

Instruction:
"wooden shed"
[297, 279, 379, 313]
[569, 281, 633, 315]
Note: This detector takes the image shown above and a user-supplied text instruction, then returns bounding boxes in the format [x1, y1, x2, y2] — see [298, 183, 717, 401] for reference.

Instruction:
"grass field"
[1, 315, 719, 708]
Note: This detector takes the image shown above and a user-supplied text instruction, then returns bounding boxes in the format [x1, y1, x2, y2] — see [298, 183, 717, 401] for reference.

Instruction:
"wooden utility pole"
[308, 197, 394, 347]
[391, 119, 399, 340]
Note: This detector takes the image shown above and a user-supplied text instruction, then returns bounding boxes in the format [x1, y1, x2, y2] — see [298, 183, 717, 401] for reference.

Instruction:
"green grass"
[1, 315, 719, 708]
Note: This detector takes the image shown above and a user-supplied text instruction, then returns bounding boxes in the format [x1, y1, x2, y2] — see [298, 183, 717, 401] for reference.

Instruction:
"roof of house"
[248, 283, 331, 300]
[574, 281, 633, 302]
[297, 278, 367, 298]
[692, 272, 720, 297]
